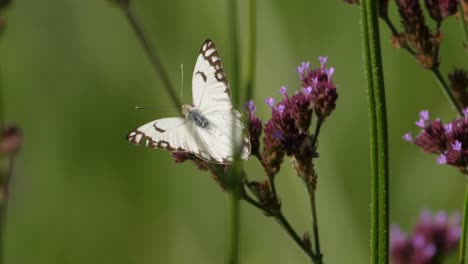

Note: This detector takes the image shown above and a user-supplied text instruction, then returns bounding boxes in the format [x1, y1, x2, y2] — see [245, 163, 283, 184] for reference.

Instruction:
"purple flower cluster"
[449, 68, 468, 108]
[404, 109, 468, 171]
[391, 210, 461, 264]
[245, 57, 338, 184]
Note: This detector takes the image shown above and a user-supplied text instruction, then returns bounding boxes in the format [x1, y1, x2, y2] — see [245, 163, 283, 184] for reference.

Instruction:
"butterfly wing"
[196, 109, 250, 163]
[127, 117, 200, 154]
[192, 40, 232, 113]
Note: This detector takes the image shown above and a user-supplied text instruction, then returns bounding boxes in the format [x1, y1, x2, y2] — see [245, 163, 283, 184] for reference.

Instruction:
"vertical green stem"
[459, 182, 468, 264]
[228, 0, 240, 105]
[360, 0, 389, 263]
[227, 0, 241, 263]
[226, 194, 240, 264]
[245, 0, 256, 102]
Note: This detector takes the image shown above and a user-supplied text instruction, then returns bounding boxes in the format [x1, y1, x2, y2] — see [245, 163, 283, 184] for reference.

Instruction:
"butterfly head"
[181, 104, 194, 117]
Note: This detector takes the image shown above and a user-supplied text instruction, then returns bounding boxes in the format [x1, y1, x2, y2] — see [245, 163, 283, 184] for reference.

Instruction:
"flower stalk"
[460, 183, 468, 264]
[360, 0, 390, 263]
[116, 0, 181, 107]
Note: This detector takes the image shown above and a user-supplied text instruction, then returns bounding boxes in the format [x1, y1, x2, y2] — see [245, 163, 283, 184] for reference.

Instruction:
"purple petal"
[318, 56, 328, 67]
[265, 97, 275, 108]
[272, 130, 282, 139]
[326, 67, 335, 79]
[419, 110, 429, 121]
[248, 100, 256, 112]
[303, 86, 313, 95]
[437, 153, 447, 164]
[416, 119, 426, 128]
[444, 123, 453, 133]
[312, 77, 318, 85]
[277, 104, 285, 114]
[422, 244, 436, 259]
[453, 140, 462, 151]
[279, 86, 287, 95]
[402, 133, 413, 142]
[463, 108, 468, 118]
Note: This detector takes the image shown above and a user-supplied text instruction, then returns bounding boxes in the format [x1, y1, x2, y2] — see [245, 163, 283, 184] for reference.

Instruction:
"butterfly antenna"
[135, 106, 178, 110]
[180, 64, 184, 101]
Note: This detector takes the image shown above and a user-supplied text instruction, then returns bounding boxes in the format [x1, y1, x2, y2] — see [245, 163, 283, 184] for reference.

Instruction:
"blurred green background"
[0, 0, 467, 263]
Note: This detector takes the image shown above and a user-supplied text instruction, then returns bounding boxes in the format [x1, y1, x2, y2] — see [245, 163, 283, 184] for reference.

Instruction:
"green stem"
[309, 190, 322, 263]
[226, 1, 241, 263]
[118, 2, 182, 107]
[361, 1, 390, 263]
[228, 0, 240, 106]
[431, 67, 463, 114]
[226, 194, 240, 264]
[460, 182, 468, 264]
[458, 3, 468, 51]
[245, 0, 256, 102]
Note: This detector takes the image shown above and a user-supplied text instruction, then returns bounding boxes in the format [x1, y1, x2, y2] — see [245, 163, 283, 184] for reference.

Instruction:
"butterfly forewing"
[192, 40, 232, 112]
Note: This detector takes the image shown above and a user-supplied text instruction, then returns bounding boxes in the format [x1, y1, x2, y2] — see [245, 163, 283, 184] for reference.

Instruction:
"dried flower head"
[424, 0, 460, 23]
[249, 180, 280, 214]
[396, 0, 437, 68]
[171, 151, 209, 171]
[245, 101, 263, 157]
[404, 109, 468, 172]
[0, 125, 21, 155]
[448, 68, 468, 107]
[391, 210, 460, 264]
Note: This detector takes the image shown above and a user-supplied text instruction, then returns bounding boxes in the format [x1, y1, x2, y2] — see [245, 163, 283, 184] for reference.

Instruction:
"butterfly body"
[127, 40, 251, 164]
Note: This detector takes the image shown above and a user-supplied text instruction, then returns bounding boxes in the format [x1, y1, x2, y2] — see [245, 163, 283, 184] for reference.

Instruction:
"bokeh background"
[0, 0, 467, 263]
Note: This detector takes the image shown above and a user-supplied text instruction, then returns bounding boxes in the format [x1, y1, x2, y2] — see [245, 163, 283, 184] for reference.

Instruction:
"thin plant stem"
[226, 193, 240, 264]
[244, 0, 256, 102]
[361, 0, 390, 263]
[309, 190, 322, 263]
[241, 195, 316, 263]
[458, 3, 468, 51]
[431, 67, 463, 114]
[460, 182, 468, 264]
[310, 118, 323, 149]
[228, 0, 240, 106]
[0, 156, 14, 264]
[226, 0, 241, 263]
[118, 2, 181, 107]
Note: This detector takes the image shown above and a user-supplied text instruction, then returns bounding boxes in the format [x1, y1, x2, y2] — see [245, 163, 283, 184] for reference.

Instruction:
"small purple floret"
[265, 97, 275, 108]
[444, 123, 453, 133]
[272, 130, 282, 139]
[326, 67, 335, 79]
[453, 140, 462, 151]
[277, 104, 285, 114]
[296, 61, 310, 75]
[463, 108, 468, 118]
[248, 100, 256, 112]
[403, 133, 413, 142]
[318, 56, 328, 68]
[303, 86, 313, 95]
[416, 118, 426, 128]
[420, 110, 429, 120]
[437, 153, 447, 164]
[279, 86, 287, 95]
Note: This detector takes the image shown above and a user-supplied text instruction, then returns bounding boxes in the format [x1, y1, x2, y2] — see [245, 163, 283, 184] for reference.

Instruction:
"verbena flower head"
[424, 0, 459, 23]
[297, 56, 338, 120]
[390, 210, 460, 264]
[404, 109, 468, 172]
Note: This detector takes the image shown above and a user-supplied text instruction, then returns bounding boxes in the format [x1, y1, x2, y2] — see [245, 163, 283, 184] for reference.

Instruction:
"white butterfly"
[127, 39, 251, 164]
